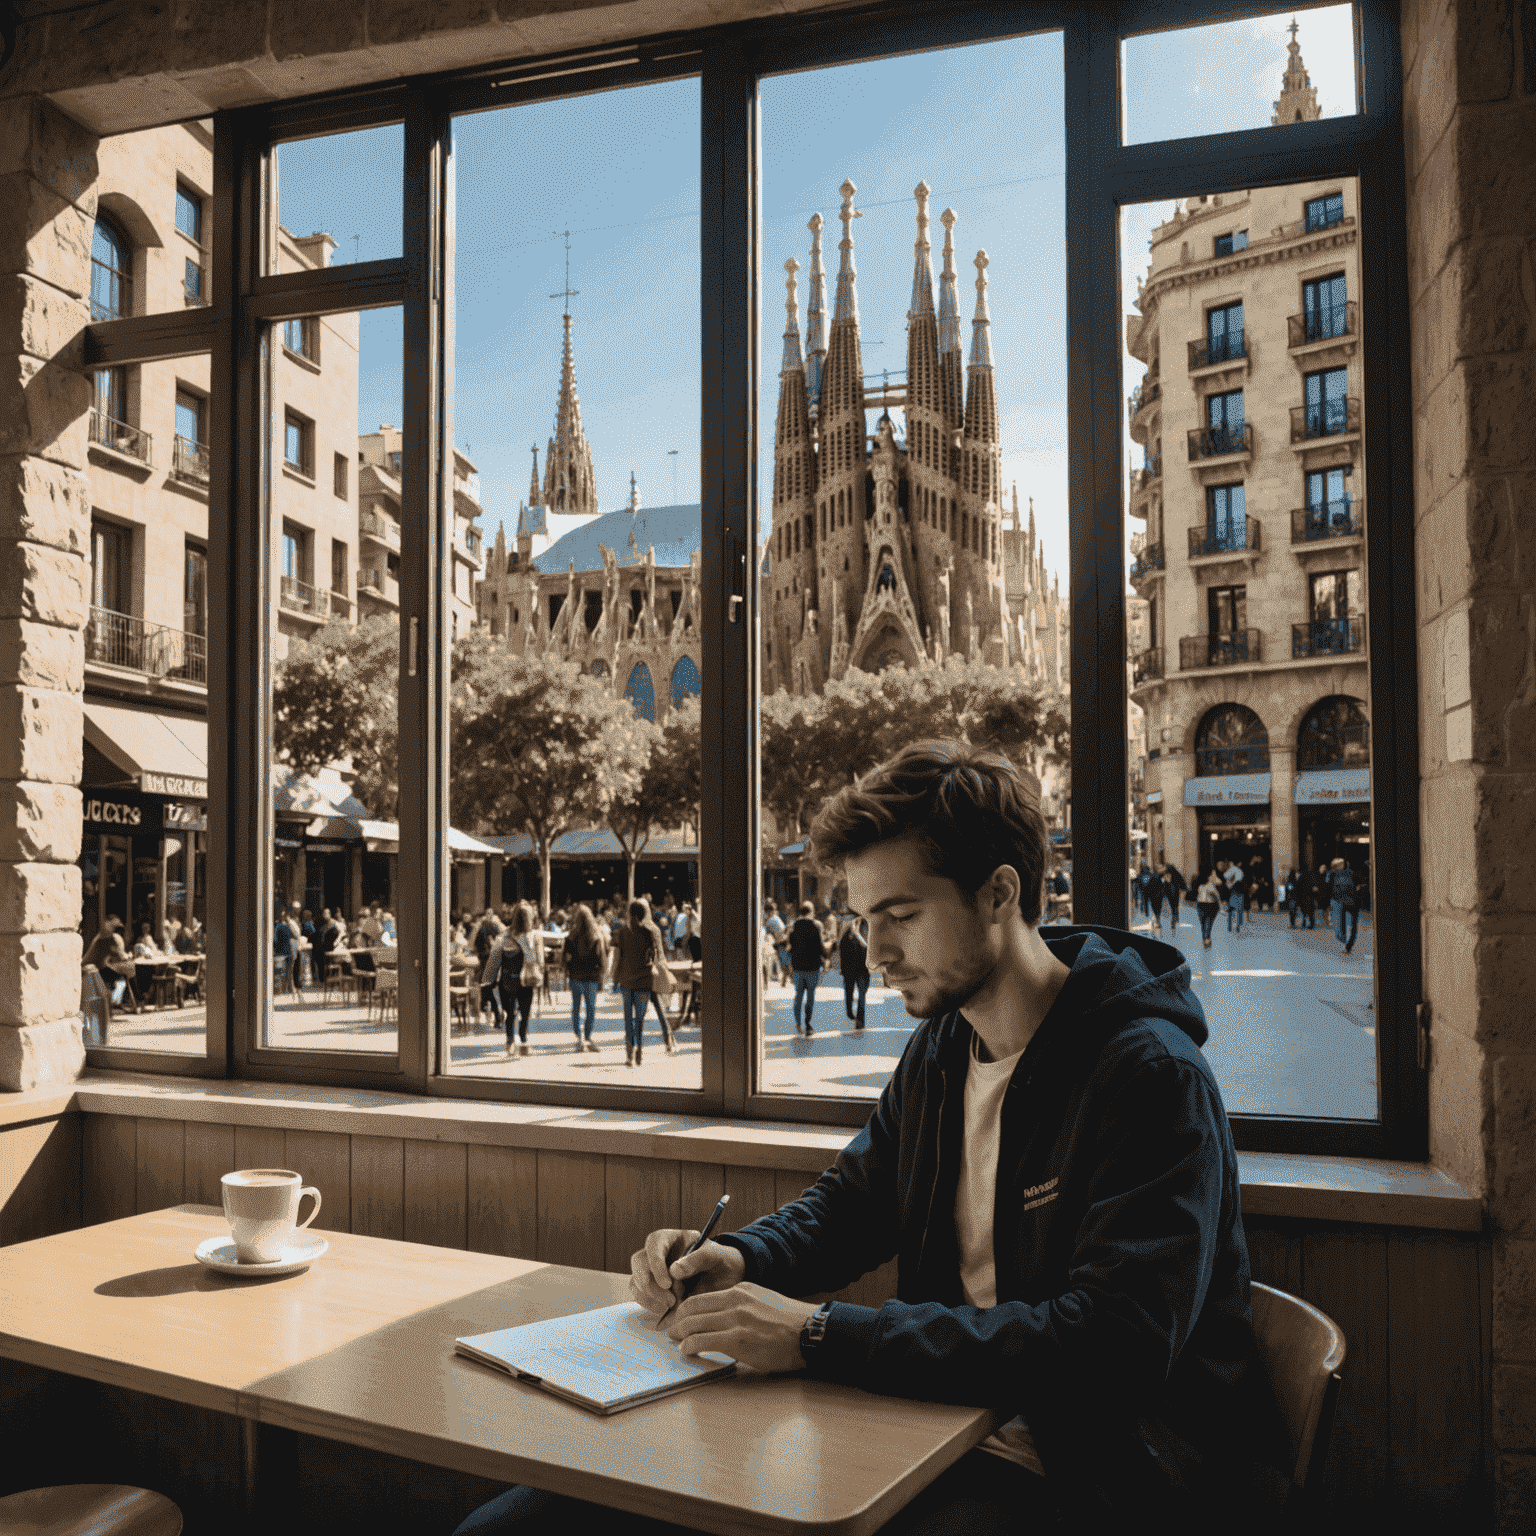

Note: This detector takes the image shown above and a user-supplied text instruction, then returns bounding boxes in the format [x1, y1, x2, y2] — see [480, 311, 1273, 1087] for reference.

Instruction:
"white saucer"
[194, 1233, 328, 1276]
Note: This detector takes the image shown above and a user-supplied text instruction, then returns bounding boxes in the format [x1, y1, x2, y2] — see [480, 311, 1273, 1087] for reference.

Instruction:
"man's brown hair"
[808, 740, 1048, 925]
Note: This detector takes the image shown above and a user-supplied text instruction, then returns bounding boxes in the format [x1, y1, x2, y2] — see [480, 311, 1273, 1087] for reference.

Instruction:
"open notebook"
[455, 1301, 738, 1414]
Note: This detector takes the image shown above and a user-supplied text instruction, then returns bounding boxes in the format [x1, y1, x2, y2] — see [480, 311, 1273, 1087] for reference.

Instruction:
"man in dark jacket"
[787, 899, 830, 1035]
[839, 916, 871, 1028]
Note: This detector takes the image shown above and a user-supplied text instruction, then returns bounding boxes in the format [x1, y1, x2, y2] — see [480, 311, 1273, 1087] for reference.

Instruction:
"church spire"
[781, 257, 804, 373]
[805, 213, 828, 411]
[937, 208, 962, 357]
[1272, 17, 1322, 124]
[968, 250, 994, 370]
[909, 180, 935, 318]
[528, 444, 540, 506]
[833, 178, 861, 325]
[542, 311, 599, 517]
[629, 470, 640, 511]
[963, 251, 999, 455]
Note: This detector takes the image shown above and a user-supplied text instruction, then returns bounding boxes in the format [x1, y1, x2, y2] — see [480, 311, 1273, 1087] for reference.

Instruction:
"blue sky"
[274, 3, 1355, 594]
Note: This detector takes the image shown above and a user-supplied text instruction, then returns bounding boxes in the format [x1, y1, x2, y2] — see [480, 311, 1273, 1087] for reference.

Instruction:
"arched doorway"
[624, 663, 655, 722]
[1192, 703, 1272, 883]
[1296, 695, 1371, 905]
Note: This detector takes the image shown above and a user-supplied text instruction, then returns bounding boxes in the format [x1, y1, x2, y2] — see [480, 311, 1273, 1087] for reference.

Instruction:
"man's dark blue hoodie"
[715, 926, 1278, 1516]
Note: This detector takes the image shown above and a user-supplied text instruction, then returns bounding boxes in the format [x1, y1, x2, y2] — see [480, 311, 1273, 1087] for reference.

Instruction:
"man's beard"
[897, 948, 996, 1020]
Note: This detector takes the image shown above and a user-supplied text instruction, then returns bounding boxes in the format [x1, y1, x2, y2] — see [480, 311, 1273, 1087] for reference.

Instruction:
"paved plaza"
[91, 908, 1374, 1117]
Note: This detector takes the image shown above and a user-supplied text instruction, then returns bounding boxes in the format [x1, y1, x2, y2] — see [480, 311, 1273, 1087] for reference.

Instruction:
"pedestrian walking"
[613, 898, 668, 1066]
[839, 917, 871, 1028]
[1136, 860, 1153, 917]
[1195, 874, 1222, 949]
[562, 904, 607, 1052]
[1299, 868, 1320, 929]
[1162, 862, 1187, 931]
[1283, 867, 1299, 927]
[788, 901, 831, 1035]
[1225, 862, 1247, 934]
[1328, 857, 1360, 954]
[1146, 866, 1165, 933]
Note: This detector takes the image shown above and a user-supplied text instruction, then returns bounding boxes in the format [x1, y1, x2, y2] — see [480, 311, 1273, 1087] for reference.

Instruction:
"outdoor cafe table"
[0, 1206, 1000, 1536]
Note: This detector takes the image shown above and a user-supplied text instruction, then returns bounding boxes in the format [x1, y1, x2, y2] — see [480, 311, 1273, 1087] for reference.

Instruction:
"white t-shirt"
[954, 1026, 1046, 1478]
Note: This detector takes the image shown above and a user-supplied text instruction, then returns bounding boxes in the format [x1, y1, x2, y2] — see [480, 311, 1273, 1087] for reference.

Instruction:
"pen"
[654, 1193, 730, 1330]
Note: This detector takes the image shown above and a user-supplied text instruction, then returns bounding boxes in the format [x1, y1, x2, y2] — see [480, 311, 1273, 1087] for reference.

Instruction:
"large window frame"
[80, 0, 1422, 1159]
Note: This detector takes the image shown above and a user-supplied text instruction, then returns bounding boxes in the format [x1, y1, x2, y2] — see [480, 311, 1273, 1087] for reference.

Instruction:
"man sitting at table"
[452, 739, 1276, 1536]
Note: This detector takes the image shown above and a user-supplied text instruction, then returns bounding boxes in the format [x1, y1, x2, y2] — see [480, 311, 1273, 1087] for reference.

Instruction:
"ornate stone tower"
[959, 250, 1005, 660]
[903, 181, 946, 659]
[1271, 18, 1322, 125]
[770, 258, 817, 695]
[542, 312, 598, 516]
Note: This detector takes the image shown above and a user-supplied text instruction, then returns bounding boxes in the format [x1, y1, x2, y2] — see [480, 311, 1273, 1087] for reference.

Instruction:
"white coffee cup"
[221, 1168, 322, 1264]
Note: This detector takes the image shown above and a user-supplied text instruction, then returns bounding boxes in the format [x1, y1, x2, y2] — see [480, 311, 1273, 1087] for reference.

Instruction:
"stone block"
[27, 1, 176, 97]
[0, 782, 82, 863]
[1475, 770, 1536, 913]
[0, 861, 80, 935]
[1406, 21, 1457, 180]
[1493, 1052, 1536, 1234]
[1457, 238, 1536, 360]
[0, 455, 91, 555]
[368, 0, 497, 50]
[0, 930, 83, 1028]
[0, 616, 84, 691]
[0, 175, 92, 301]
[1499, 1454, 1536, 1534]
[0, 356, 91, 470]
[1467, 471, 1536, 598]
[0, 273, 89, 370]
[1455, 0, 1515, 104]
[0, 1015, 86, 1092]
[1411, 237, 1460, 403]
[1467, 590, 1536, 766]
[1456, 97, 1536, 245]
[0, 687, 82, 785]
[1495, 1363, 1536, 1448]
[0, 541, 89, 628]
[1422, 909, 1479, 1038]
[1472, 926, 1536, 1049]
[1409, 105, 1459, 303]
[268, 0, 366, 62]
[1494, 1236, 1536, 1359]
[1415, 360, 1467, 514]
[1422, 766, 1479, 911]
[1465, 352, 1536, 475]
[0, 97, 98, 212]
[1428, 1012, 1489, 1196]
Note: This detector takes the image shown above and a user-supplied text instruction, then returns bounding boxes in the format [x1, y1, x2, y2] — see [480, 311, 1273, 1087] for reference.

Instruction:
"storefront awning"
[303, 816, 502, 858]
[1184, 773, 1272, 808]
[83, 701, 207, 799]
[1294, 767, 1370, 804]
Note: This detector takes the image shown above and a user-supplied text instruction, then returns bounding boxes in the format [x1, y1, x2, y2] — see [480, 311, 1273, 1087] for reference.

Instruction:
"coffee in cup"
[221, 1168, 322, 1263]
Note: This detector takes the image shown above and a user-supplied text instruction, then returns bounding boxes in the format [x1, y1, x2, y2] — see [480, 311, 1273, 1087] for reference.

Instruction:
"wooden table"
[0, 1207, 998, 1536]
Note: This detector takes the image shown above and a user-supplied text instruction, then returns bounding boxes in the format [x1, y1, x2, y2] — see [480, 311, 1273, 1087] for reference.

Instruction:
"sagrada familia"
[763, 178, 1067, 699]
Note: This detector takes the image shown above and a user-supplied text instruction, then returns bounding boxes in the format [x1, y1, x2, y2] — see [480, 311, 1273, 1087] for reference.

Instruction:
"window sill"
[281, 462, 316, 487]
[0, 1072, 1481, 1233]
[282, 346, 322, 375]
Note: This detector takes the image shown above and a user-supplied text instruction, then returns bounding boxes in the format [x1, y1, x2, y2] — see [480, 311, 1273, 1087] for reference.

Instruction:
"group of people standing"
[1279, 860, 1361, 953]
[760, 899, 872, 1035]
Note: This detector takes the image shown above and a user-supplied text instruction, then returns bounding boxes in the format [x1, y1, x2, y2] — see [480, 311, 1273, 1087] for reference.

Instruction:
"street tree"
[606, 697, 701, 899]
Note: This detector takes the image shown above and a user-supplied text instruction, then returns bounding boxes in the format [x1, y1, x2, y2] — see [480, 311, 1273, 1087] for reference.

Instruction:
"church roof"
[532, 502, 703, 573]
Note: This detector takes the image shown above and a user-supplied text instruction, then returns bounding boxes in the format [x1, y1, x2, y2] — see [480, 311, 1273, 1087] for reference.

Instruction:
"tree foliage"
[606, 696, 701, 897]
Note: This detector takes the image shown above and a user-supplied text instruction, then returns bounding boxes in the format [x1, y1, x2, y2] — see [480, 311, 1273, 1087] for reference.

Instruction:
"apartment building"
[81, 122, 360, 950]
[1127, 171, 1368, 895]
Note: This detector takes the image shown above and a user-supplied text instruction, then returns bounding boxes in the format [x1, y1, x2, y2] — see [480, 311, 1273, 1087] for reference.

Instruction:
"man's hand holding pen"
[628, 1222, 820, 1375]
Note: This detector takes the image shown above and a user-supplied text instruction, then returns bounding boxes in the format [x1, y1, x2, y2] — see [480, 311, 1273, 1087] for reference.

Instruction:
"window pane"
[447, 80, 703, 1086]
[1122, 5, 1357, 145]
[1123, 173, 1375, 1122]
[756, 33, 1070, 1102]
[262, 295, 389, 1058]
[277, 124, 403, 265]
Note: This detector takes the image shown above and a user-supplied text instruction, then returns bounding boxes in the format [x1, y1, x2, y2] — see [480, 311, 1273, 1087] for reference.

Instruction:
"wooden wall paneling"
[232, 1122, 287, 1173]
[1246, 1218, 1305, 1294]
[81, 1113, 137, 1226]
[351, 1135, 406, 1239]
[721, 1164, 777, 1229]
[283, 1128, 351, 1233]
[679, 1161, 725, 1239]
[1301, 1223, 1390, 1513]
[184, 1121, 236, 1207]
[403, 1138, 468, 1250]
[0, 1116, 80, 1246]
[467, 1143, 537, 1259]
[604, 1154, 682, 1274]
[773, 1167, 821, 1211]
[1387, 1230, 1489, 1522]
[536, 1149, 604, 1269]
[134, 1116, 185, 1214]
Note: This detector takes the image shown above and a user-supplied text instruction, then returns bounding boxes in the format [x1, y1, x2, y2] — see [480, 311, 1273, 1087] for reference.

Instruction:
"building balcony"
[360, 508, 401, 551]
[1288, 302, 1356, 350]
[1187, 333, 1249, 372]
[1188, 519, 1262, 560]
[1128, 378, 1160, 443]
[357, 568, 400, 607]
[1290, 397, 1361, 444]
[171, 434, 210, 487]
[1180, 629, 1262, 670]
[279, 576, 330, 622]
[1292, 615, 1366, 659]
[1132, 647, 1165, 687]
[88, 409, 152, 466]
[328, 590, 352, 621]
[1130, 543, 1164, 581]
[1186, 423, 1254, 465]
[87, 607, 206, 684]
[1291, 499, 1364, 544]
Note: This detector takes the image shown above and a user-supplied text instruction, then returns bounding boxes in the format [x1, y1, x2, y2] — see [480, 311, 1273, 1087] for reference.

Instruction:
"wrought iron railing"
[172, 435, 209, 485]
[328, 591, 351, 621]
[1291, 499, 1363, 542]
[1132, 647, 1165, 686]
[1290, 396, 1361, 442]
[1189, 519, 1261, 558]
[1187, 423, 1253, 460]
[359, 508, 401, 549]
[1188, 333, 1247, 369]
[1288, 301, 1356, 347]
[87, 607, 206, 682]
[1128, 378, 1161, 418]
[279, 576, 329, 618]
[89, 410, 152, 465]
[1130, 543, 1165, 579]
[1292, 615, 1366, 658]
[1180, 629, 1262, 669]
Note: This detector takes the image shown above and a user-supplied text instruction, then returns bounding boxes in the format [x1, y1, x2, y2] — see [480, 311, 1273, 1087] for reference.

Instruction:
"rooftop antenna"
[668, 449, 678, 504]
[549, 229, 580, 311]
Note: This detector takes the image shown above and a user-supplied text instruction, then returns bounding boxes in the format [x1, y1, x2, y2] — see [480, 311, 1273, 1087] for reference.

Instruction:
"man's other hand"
[629, 1228, 747, 1322]
[665, 1283, 820, 1374]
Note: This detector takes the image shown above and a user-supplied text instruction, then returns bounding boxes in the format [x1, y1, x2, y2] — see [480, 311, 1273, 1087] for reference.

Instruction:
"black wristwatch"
[798, 1301, 834, 1363]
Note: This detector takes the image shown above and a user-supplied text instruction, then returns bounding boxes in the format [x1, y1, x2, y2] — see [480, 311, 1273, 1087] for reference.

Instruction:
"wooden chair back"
[1250, 1281, 1346, 1492]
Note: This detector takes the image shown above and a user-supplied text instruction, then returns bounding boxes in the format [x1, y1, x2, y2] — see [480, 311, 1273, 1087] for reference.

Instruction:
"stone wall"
[0, 97, 95, 1090]
[1402, 0, 1536, 1525]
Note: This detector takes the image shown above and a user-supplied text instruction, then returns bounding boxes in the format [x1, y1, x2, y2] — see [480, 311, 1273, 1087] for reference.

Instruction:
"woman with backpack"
[562, 904, 607, 1053]
[505, 901, 561, 1056]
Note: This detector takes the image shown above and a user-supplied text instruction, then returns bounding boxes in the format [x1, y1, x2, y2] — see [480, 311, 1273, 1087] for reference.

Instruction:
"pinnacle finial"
[968, 250, 993, 370]
[529, 444, 540, 505]
[805, 213, 828, 407]
[938, 208, 962, 355]
[629, 470, 640, 511]
[782, 257, 804, 373]
[834, 179, 861, 325]
[909, 181, 935, 319]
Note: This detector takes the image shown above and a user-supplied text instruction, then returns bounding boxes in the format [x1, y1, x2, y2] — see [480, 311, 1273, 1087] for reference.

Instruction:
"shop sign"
[84, 795, 150, 829]
[1145, 790, 1163, 805]
[142, 771, 208, 798]
[1184, 773, 1272, 807]
[164, 802, 207, 831]
[275, 837, 303, 849]
[306, 842, 345, 853]
[1293, 767, 1370, 805]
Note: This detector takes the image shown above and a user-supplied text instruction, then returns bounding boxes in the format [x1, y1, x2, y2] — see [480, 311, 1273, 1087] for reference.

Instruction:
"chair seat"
[0, 1484, 183, 1536]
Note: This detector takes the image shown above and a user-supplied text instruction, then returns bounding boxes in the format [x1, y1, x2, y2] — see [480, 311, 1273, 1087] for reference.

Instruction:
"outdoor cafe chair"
[0, 1484, 182, 1536]
[369, 967, 398, 1023]
[322, 955, 360, 1008]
